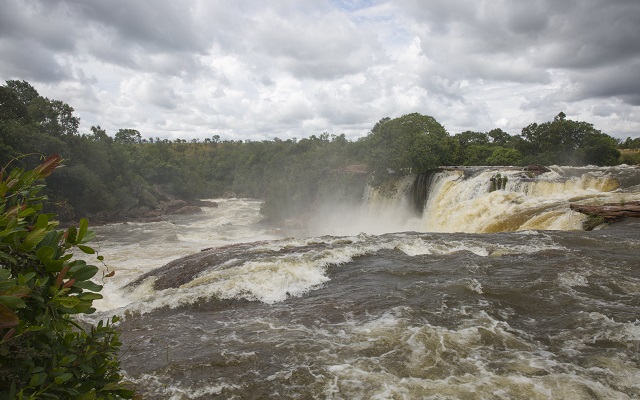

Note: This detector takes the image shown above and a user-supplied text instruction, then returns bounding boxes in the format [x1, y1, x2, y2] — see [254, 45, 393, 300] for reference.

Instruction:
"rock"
[165, 199, 188, 212]
[523, 165, 551, 176]
[333, 164, 369, 174]
[171, 206, 202, 215]
[143, 209, 163, 218]
[222, 191, 237, 198]
[570, 201, 640, 229]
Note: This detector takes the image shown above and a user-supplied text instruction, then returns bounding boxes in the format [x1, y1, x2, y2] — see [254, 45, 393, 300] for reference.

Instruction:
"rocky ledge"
[570, 201, 640, 230]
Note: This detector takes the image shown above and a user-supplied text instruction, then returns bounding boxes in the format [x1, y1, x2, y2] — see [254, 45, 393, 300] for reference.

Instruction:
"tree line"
[1, 80, 636, 224]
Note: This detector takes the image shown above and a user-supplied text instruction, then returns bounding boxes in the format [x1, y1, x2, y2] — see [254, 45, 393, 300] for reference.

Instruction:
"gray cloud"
[0, 0, 639, 140]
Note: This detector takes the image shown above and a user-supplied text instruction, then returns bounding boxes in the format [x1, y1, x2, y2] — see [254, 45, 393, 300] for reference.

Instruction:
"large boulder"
[164, 199, 188, 213]
[523, 165, 551, 176]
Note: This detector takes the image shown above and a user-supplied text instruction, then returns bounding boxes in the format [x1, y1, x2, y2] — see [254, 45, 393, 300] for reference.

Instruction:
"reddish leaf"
[56, 265, 71, 287]
[2, 328, 16, 342]
[34, 154, 62, 178]
[104, 271, 115, 278]
[62, 278, 76, 288]
[0, 304, 19, 329]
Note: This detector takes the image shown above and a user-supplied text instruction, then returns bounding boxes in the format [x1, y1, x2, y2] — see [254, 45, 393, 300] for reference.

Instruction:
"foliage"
[366, 113, 456, 179]
[0, 155, 133, 399]
[619, 149, 640, 165]
[517, 112, 620, 166]
[619, 136, 640, 149]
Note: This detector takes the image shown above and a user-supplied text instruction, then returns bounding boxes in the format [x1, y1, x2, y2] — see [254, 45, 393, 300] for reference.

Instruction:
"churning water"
[83, 166, 640, 399]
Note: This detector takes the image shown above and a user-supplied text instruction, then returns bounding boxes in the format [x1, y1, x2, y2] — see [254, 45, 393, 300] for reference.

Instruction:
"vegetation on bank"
[0, 155, 133, 399]
[0, 80, 637, 225]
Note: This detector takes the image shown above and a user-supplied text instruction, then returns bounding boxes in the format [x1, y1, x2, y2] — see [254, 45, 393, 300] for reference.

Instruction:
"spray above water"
[308, 165, 635, 236]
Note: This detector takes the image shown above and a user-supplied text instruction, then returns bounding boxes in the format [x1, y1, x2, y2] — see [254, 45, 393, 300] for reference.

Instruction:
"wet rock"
[523, 165, 551, 176]
[164, 199, 188, 212]
[171, 206, 202, 215]
[222, 191, 237, 198]
[570, 201, 640, 229]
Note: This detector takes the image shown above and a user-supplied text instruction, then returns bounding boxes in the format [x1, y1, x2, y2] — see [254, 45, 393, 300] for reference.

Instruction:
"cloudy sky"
[1, 0, 639, 141]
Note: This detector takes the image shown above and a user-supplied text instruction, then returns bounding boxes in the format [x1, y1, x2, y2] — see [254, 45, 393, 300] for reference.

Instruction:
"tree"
[0, 86, 30, 123]
[367, 113, 456, 178]
[3, 80, 79, 138]
[0, 155, 133, 399]
[90, 125, 111, 142]
[114, 129, 142, 144]
[486, 147, 523, 166]
[519, 112, 620, 166]
[487, 128, 512, 146]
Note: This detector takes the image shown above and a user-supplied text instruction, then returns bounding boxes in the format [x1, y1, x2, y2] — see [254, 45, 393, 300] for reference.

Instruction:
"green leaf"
[54, 372, 73, 385]
[35, 213, 49, 229]
[66, 226, 77, 245]
[29, 372, 47, 387]
[37, 245, 56, 263]
[3, 285, 30, 298]
[44, 259, 65, 273]
[69, 264, 98, 281]
[54, 297, 81, 309]
[81, 230, 96, 243]
[18, 272, 36, 285]
[78, 293, 103, 301]
[60, 354, 77, 365]
[78, 363, 95, 374]
[78, 218, 89, 243]
[72, 280, 103, 292]
[77, 245, 95, 254]
[19, 227, 47, 252]
[0, 295, 26, 309]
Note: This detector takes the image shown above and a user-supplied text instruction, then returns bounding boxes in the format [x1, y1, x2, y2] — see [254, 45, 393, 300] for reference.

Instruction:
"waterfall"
[421, 167, 624, 232]
[362, 166, 632, 234]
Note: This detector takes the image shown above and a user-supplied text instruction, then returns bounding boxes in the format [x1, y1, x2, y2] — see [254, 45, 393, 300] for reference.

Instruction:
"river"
[82, 166, 640, 399]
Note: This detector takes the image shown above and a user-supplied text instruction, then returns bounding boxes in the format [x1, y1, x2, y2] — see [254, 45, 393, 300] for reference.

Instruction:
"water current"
[82, 166, 640, 399]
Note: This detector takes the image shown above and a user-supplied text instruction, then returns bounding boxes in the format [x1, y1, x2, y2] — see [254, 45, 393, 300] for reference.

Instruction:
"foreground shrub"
[0, 155, 133, 399]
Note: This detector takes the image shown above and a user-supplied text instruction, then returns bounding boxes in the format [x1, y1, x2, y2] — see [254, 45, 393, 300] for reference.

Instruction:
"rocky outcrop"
[570, 201, 640, 230]
[570, 201, 640, 221]
[164, 199, 188, 213]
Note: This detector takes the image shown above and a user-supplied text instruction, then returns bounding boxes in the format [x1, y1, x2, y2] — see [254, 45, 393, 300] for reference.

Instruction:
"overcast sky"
[1, 0, 639, 141]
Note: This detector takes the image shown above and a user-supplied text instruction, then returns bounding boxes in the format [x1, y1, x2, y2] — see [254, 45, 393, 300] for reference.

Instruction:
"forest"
[1, 80, 637, 225]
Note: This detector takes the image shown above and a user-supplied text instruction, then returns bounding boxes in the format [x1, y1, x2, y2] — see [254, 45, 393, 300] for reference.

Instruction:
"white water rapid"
[359, 165, 639, 234]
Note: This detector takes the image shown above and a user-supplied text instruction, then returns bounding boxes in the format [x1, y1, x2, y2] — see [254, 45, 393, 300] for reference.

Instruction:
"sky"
[1, 0, 639, 142]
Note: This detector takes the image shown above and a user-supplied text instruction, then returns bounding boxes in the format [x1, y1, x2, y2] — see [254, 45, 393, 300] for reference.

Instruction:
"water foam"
[418, 168, 621, 233]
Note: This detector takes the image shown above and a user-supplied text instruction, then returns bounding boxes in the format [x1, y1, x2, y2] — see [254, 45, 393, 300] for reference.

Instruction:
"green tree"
[0, 155, 133, 399]
[366, 113, 456, 178]
[486, 147, 523, 166]
[519, 112, 620, 166]
[114, 129, 142, 144]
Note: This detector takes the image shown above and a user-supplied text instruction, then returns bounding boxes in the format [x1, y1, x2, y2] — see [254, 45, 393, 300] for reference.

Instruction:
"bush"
[0, 155, 133, 399]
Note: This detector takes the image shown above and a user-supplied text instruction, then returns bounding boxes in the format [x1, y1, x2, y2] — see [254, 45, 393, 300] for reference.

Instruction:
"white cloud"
[1, 0, 639, 141]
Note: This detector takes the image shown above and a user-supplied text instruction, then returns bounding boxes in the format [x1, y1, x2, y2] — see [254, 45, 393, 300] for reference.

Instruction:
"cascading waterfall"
[364, 166, 631, 233]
